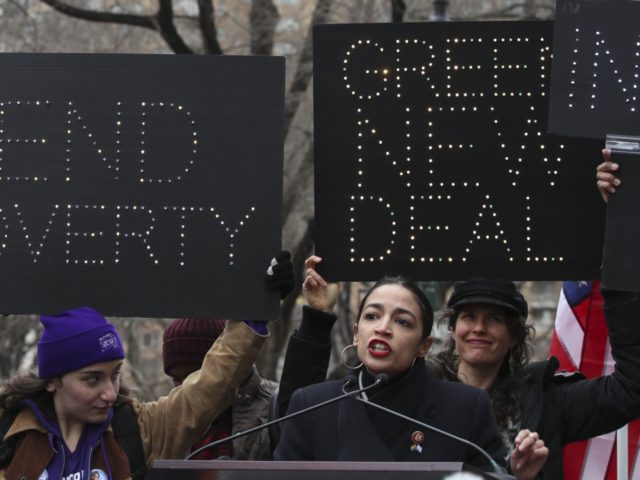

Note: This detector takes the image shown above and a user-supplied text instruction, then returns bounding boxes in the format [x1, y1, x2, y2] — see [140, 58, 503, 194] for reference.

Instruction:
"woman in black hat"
[429, 278, 640, 479]
[430, 279, 534, 455]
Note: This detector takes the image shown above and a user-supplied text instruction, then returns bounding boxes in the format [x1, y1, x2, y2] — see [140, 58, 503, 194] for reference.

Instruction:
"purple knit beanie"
[37, 307, 125, 378]
[163, 318, 227, 375]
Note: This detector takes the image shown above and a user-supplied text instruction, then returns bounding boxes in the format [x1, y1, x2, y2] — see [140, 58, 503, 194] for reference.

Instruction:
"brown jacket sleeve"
[133, 320, 267, 463]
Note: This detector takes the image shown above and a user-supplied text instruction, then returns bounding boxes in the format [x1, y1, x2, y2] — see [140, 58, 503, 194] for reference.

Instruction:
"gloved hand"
[265, 250, 295, 299]
[243, 251, 294, 335]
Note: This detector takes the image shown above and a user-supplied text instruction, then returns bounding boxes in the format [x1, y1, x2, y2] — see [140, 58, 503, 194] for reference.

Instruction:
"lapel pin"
[410, 430, 424, 453]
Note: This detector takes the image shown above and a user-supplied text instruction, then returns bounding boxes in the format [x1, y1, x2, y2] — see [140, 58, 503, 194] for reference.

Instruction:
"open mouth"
[368, 339, 391, 357]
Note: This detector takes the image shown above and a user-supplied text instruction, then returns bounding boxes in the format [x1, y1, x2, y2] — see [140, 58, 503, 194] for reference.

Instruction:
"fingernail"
[614, 179, 621, 185]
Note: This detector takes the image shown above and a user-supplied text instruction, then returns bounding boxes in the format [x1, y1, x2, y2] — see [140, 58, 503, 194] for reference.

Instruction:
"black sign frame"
[549, 0, 640, 139]
[314, 21, 604, 282]
[0, 53, 284, 319]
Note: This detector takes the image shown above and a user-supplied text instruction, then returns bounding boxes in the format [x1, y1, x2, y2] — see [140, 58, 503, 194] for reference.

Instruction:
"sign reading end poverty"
[0, 54, 284, 319]
[314, 21, 604, 282]
[549, 0, 640, 139]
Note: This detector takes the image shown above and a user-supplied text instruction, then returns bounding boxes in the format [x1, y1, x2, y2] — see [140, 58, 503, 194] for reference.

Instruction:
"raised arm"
[277, 255, 340, 418]
[135, 320, 266, 462]
[131, 252, 294, 462]
[553, 161, 640, 442]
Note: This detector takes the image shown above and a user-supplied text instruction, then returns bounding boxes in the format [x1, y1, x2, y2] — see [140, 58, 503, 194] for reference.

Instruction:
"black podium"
[146, 460, 508, 480]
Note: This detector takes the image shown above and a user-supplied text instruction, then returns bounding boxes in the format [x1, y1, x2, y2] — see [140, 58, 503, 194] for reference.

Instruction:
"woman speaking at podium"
[274, 271, 511, 473]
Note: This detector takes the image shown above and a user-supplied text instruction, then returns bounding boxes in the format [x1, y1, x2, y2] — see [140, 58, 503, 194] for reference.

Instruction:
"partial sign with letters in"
[549, 0, 640, 139]
[550, 0, 640, 292]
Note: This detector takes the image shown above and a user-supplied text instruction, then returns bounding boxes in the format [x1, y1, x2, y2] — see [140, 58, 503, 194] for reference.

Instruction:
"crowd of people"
[0, 150, 636, 480]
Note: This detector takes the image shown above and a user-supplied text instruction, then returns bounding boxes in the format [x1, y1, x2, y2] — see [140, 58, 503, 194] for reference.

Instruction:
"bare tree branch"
[38, 0, 155, 29]
[37, 0, 194, 53]
[391, 0, 406, 22]
[283, 144, 313, 222]
[283, 0, 333, 136]
[156, 0, 193, 53]
[249, 0, 279, 55]
[0, 315, 39, 378]
[197, 0, 222, 54]
[6, 0, 42, 52]
[8, 0, 31, 17]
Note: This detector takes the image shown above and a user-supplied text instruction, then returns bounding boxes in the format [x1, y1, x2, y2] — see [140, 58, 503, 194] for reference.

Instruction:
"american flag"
[549, 280, 640, 479]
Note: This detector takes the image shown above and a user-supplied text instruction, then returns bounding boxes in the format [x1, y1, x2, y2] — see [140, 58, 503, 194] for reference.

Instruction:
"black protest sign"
[0, 54, 284, 319]
[602, 137, 640, 291]
[549, 0, 640, 139]
[314, 21, 604, 281]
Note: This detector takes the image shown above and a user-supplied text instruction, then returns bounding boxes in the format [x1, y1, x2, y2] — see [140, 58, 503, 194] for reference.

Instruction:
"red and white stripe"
[550, 282, 640, 480]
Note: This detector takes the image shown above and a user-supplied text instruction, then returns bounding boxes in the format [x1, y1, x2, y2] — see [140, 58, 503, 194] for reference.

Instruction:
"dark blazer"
[274, 364, 506, 472]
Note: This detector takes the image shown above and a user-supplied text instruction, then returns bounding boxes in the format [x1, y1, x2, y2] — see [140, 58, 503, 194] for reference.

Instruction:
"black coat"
[274, 362, 507, 472]
[276, 306, 336, 419]
[518, 291, 640, 478]
[278, 293, 640, 478]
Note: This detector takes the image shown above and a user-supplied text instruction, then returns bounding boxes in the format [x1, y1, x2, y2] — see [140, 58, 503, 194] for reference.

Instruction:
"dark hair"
[0, 370, 134, 413]
[429, 305, 535, 431]
[356, 276, 434, 340]
[0, 371, 51, 413]
[0, 371, 134, 470]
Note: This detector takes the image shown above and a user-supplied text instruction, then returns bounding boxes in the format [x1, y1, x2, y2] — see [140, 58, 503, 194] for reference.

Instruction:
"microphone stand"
[184, 375, 385, 460]
[346, 379, 513, 479]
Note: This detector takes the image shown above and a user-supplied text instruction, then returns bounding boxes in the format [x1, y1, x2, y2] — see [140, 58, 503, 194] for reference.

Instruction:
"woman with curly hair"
[429, 279, 534, 450]
[430, 276, 640, 479]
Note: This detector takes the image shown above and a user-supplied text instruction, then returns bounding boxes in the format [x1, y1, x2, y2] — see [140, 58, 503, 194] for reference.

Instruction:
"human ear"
[46, 377, 62, 393]
[417, 336, 433, 357]
[352, 323, 359, 345]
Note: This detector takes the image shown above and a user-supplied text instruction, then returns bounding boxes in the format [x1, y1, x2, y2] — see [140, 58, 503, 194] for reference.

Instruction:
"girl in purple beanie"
[0, 252, 293, 480]
[0, 306, 266, 480]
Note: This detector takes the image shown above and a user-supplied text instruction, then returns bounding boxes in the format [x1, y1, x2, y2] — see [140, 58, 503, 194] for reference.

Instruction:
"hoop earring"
[340, 344, 363, 370]
[411, 356, 418, 369]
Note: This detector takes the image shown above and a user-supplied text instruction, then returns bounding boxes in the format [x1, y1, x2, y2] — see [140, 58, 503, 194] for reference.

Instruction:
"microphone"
[347, 375, 509, 477]
[184, 374, 385, 460]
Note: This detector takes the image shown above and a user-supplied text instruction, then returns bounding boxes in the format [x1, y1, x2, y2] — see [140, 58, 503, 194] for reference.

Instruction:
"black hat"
[446, 278, 528, 318]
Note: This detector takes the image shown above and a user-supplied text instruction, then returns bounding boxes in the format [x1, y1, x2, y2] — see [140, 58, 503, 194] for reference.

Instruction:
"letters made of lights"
[0, 53, 284, 318]
[549, 0, 640, 138]
[0, 100, 254, 268]
[314, 21, 603, 280]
